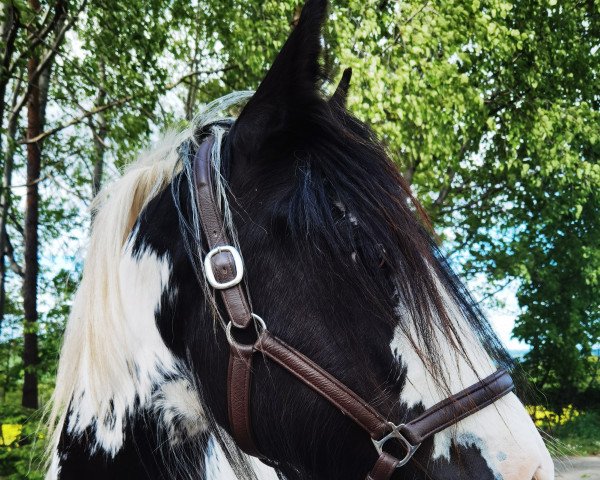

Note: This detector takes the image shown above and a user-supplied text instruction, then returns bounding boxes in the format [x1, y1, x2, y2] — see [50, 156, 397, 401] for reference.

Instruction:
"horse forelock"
[223, 97, 511, 384]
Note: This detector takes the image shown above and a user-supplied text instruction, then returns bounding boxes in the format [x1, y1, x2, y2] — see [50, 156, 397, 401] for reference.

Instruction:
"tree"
[320, 0, 599, 395]
[22, 0, 70, 409]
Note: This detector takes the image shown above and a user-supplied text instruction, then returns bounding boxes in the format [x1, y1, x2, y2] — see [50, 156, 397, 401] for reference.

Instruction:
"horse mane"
[45, 92, 254, 466]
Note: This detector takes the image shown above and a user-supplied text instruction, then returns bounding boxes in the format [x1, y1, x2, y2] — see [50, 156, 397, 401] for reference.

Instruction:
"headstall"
[193, 137, 514, 480]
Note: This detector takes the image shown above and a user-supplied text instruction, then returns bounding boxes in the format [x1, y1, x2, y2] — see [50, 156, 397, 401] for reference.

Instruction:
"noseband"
[193, 137, 514, 480]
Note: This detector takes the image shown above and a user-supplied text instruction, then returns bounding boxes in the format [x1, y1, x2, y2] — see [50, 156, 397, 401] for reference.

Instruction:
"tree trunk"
[0, 4, 20, 145]
[403, 159, 419, 185]
[0, 3, 21, 331]
[0, 78, 22, 331]
[22, 0, 43, 409]
[91, 119, 106, 197]
[22, 67, 41, 408]
[21, 0, 65, 408]
[22, 54, 41, 410]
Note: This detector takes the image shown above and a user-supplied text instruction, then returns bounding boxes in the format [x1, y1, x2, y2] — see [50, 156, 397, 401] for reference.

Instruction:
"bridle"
[192, 136, 514, 480]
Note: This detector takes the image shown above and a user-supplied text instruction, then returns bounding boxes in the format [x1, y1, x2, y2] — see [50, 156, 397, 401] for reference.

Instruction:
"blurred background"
[0, 0, 598, 477]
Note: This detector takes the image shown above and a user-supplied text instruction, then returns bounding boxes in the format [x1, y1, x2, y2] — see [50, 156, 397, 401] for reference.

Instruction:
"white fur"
[47, 120, 192, 463]
[46, 452, 61, 480]
[63, 244, 179, 456]
[391, 283, 554, 479]
[153, 378, 208, 443]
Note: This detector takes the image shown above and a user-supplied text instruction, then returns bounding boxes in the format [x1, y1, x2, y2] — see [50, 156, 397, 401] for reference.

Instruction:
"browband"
[192, 136, 515, 480]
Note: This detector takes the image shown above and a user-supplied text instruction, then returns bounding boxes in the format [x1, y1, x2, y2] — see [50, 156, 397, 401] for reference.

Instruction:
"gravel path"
[555, 457, 600, 480]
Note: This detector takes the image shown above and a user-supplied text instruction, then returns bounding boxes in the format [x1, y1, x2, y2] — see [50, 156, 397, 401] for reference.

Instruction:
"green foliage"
[546, 409, 600, 457]
[320, 0, 599, 395]
[0, 399, 45, 480]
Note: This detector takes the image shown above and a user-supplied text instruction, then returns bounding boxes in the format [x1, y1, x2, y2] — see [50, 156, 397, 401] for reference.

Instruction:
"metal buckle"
[204, 245, 244, 289]
[372, 422, 421, 468]
[226, 314, 267, 347]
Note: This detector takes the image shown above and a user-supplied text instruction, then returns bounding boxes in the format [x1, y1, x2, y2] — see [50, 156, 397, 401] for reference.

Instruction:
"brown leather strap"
[366, 453, 400, 480]
[257, 329, 513, 478]
[399, 369, 514, 445]
[227, 344, 261, 456]
[193, 137, 260, 455]
[193, 137, 253, 329]
[256, 332, 514, 444]
[256, 331, 390, 439]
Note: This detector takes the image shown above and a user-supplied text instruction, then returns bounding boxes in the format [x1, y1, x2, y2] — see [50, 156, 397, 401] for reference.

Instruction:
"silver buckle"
[372, 422, 421, 468]
[204, 245, 244, 289]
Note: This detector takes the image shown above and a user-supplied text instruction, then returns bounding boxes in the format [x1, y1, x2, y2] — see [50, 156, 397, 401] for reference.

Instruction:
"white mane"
[46, 92, 254, 469]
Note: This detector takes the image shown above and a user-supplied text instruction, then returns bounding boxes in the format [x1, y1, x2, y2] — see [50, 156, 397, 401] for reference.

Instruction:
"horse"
[46, 1, 553, 479]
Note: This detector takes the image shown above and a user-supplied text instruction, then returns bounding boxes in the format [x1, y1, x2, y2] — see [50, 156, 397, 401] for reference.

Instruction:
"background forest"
[0, 0, 598, 477]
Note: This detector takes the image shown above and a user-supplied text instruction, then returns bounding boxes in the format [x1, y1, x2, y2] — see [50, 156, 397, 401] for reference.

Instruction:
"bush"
[0, 403, 46, 480]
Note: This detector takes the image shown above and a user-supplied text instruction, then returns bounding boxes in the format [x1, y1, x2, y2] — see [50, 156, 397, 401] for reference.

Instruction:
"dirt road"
[555, 456, 600, 480]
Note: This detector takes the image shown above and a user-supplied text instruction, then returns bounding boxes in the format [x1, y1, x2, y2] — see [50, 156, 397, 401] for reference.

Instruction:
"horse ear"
[231, 0, 329, 157]
[329, 68, 352, 109]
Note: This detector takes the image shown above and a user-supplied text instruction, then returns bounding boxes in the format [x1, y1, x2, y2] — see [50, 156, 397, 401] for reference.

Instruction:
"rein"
[192, 137, 514, 480]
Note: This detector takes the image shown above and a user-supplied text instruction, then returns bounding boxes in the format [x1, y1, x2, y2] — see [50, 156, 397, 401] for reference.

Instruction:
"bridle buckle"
[372, 422, 421, 468]
[204, 245, 244, 289]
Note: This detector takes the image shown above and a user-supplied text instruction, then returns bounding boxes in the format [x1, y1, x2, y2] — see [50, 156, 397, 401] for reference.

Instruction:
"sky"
[481, 281, 529, 352]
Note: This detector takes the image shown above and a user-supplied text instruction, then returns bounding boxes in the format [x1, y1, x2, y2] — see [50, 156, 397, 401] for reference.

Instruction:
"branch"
[86, 119, 109, 149]
[474, 278, 514, 305]
[432, 139, 471, 209]
[48, 174, 89, 202]
[7, 0, 67, 77]
[7, 176, 47, 189]
[11, 0, 87, 124]
[403, 158, 420, 185]
[23, 66, 238, 144]
[439, 185, 504, 214]
[24, 95, 135, 145]
[8, 210, 24, 237]
[433, 169, 455, 207]
[404, 1, 430, 24]
[1, 4, 21, 84]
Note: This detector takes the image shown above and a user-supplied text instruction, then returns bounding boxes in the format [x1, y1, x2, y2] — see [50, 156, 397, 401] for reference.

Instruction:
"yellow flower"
[1, 424, 22, 447]
[526, 405, 581, 428]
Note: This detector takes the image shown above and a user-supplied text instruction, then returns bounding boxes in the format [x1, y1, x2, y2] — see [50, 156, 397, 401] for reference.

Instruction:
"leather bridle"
[192, 137, 515, 480]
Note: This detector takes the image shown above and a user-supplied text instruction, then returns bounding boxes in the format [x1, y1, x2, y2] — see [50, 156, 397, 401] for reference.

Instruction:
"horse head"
[48, 1, 553, 479]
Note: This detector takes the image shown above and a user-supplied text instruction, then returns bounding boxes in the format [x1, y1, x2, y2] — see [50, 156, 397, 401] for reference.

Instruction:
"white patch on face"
[391, 287, 553, 479]
[66, 243, 180, 456]
[153, 378, 208, 443]
[205, 437, 279, 480]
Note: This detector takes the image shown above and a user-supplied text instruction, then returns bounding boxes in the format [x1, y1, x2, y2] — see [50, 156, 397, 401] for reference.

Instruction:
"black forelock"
[225, 89, 510, 381]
